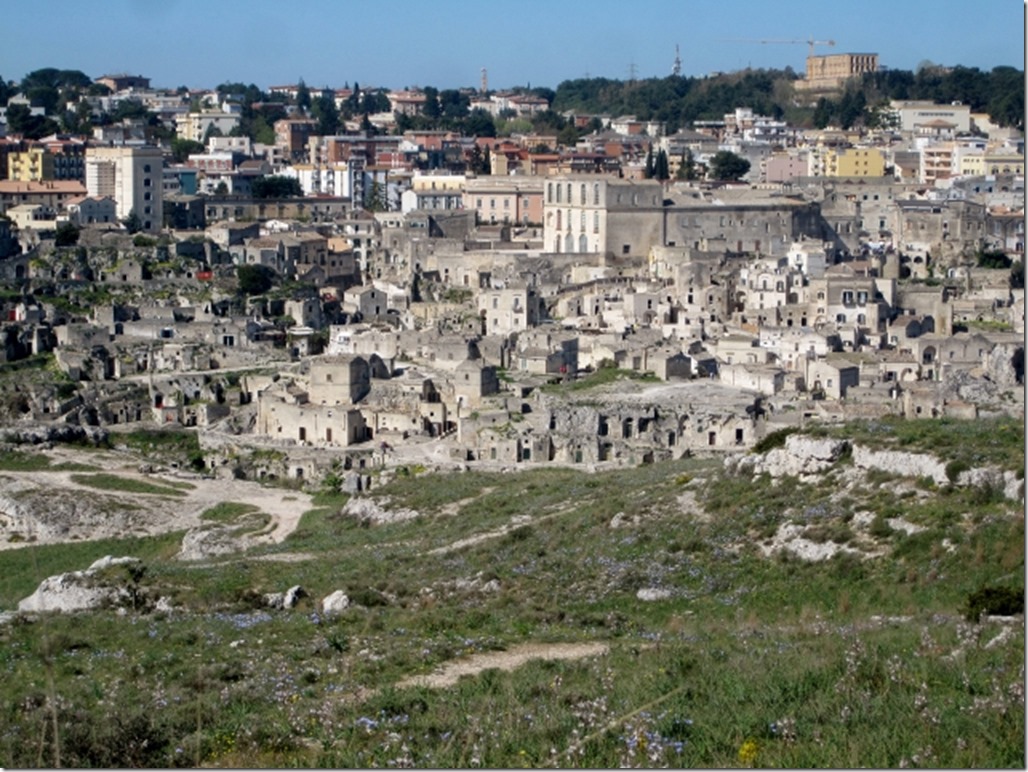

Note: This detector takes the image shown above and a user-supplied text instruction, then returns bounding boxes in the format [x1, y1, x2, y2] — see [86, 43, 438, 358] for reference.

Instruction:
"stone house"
[713, 333, 767, 366]
[342, 285, 388, 319]
[477, 286, 544, 335]
[452, 358, 500, 410]
[719, 363, 787, 395]
[308, 355, 371, 405]
[758, 326, 842, 372]
[806, 357, 861, 399]
[645, 347, 693, 380]
[242, 237, 296, 276]
[258, 390, 368, 447]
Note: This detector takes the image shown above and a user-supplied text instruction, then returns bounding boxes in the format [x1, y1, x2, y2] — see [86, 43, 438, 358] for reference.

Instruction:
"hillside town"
[0, 55, 1022, 484]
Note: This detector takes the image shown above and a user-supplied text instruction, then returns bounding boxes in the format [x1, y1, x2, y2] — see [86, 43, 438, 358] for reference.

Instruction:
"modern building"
[890, 101, 972, 134]
[85, 145, 164, 232]
[175, 111, 241, 142]
[7, 149, 54, 182]
[464, 175, 544, 225]
[824, 147, 888, 178]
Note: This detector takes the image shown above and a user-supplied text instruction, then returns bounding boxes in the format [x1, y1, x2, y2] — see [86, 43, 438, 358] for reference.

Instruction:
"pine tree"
[654, 149, 670, 181]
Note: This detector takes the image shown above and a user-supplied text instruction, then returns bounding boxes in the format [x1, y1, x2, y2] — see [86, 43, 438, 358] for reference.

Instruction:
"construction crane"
[720, 37, 836, 58]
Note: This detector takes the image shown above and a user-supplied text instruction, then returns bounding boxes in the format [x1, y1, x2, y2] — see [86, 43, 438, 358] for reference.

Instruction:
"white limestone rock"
[265, 584, 306, 610]
[636, 587, 672, 602]
[18, 555, 141, 613]
[738, 435, 848, 479]
[341, 496, 421, 526]
[851, 445, 949, 486]
[322, 590, 351, 615]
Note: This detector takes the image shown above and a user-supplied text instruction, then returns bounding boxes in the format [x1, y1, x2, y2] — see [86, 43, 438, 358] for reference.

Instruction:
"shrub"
[945, 459, 970, 483]
[751, 427, 798, 454]
[964, 584, 1025, 622]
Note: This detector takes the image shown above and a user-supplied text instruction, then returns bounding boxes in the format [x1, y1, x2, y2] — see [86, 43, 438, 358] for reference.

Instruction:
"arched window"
[593, 183, 600, 204]
[579, 234, 588, 252]
[580, 184, 586, 204]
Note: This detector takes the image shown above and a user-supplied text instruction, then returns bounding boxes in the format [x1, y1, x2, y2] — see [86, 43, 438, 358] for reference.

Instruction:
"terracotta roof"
[0, 181, 87, 194]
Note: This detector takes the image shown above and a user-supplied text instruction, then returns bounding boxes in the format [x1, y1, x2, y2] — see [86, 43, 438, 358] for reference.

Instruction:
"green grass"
[541, 365, 660, 393]
[0, 451, 102, 473]
[0, 531, 184, 609]
[0, 450, 54, 471]
[200, 502, 260, 523]
[69, 473, 189, 497]
[0, 419, 1022, 768]
[818, 415, 1024, 472]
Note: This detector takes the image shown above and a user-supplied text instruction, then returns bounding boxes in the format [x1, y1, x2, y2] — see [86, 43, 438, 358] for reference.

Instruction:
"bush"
[751, 428, 798, 454]
[964, 584, 1024, 622]
[945, 459, 970, 483]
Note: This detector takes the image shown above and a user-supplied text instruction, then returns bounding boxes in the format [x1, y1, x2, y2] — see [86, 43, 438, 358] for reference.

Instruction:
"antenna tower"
[672, 44, 682, 76]
[480, 67, 488, 94]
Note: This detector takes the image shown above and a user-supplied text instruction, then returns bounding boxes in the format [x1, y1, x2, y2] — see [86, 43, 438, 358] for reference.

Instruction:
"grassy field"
[0, 417, 1022, 767]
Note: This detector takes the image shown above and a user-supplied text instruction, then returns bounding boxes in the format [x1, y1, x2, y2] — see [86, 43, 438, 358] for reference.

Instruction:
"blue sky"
[2, 0, 1024, 91]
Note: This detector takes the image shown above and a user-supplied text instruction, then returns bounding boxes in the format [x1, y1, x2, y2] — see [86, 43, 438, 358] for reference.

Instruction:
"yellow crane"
[720, 37, 836, 58]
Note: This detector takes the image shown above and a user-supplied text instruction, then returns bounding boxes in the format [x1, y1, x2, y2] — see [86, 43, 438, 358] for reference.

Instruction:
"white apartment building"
[85, 146, 163, 233]
[889, 100, 972, 134]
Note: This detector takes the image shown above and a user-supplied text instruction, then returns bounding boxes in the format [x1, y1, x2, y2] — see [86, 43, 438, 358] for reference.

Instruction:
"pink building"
[765, 153, 809, 184]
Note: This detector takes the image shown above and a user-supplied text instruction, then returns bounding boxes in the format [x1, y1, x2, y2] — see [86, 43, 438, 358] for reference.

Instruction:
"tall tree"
[708, 150, 750, 181]
[311, 93, 339, 136]
[676, 149, 698, 181]
[654, 149, 670, 181]
[252, 175, 303, 199]
[296, 79, 311, 112]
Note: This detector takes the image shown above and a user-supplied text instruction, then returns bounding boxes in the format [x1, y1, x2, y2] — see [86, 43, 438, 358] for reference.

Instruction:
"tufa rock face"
[850, 445, 950, 486]
[18, 556, 142, 613]
[730, 435, 848, 480]
[1, 424, 108, 446]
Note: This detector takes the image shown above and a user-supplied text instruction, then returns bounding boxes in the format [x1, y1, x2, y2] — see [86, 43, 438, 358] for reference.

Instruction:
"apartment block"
[85, 146, 164, 232]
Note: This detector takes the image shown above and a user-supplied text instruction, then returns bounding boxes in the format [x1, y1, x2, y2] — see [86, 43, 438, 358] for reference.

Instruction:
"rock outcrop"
[264, 585, 306, 610]
[341, 496, 421, 526]
[850, 445, 950, 486]
[321, 590, 350, 614]
[728, 435, 848, 480]
[18, 555, 143, 612]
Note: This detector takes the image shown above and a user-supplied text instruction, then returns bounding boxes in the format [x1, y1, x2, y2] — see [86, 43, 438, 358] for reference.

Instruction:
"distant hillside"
[551, 65, 1025, 131]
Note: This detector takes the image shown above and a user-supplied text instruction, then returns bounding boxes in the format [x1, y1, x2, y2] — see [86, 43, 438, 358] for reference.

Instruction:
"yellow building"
[957, 150, 985, 177]
[8, 149, 55, 182]
[983, 151, 1024, 176]
[824, 147, 887, 177]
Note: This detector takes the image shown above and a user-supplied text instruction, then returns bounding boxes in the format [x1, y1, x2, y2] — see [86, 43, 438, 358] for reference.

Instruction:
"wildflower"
[738, 738, 759, 766]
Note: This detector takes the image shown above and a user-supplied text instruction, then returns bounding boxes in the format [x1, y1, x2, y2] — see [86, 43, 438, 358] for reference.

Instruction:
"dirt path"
[0, 448, 313, 550]
[395, 641, 610, 689]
